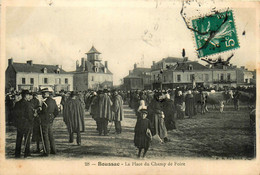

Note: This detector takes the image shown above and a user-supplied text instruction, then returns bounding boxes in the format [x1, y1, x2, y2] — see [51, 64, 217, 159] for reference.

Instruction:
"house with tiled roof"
[5, 58, 73, 92]
[123, 63, 151, 90]
[73, 46, 113, 90]
[158, 61, 213, 89]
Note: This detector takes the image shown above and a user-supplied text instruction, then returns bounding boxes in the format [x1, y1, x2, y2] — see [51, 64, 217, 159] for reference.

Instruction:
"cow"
[190, 90, 233, 112]
[37, 94, 62, 113]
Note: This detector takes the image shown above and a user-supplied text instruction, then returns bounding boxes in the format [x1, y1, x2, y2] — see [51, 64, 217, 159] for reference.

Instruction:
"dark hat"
[103, 89, 109, 93]
[139, 109, 148, 114]
[21, 90, 30, 95]
[70, 91, 78, 97]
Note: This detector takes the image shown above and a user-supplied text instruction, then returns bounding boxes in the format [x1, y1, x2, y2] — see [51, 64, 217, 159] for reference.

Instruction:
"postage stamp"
[192, 10, 239, 57]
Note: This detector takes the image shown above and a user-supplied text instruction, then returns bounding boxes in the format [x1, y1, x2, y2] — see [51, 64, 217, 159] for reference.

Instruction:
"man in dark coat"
[98, 89, 113, 136]
[13, 90, 34, 158]
[185, 90, 197, 118]
[175, 90, 185, 119]
[63, 91, 85, 145]
[30, 93, 42, 152]
[90, 92, 100, 131]
[112, 90, 124, 134]
[233, 90, 241, 110]
[40, 90, 59, 156]
[162, 94, 176, 130]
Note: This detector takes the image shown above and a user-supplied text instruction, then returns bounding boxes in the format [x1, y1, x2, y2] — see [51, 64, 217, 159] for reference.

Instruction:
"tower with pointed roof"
[86, 46, 101, 64]
[73, 46, 113, 90]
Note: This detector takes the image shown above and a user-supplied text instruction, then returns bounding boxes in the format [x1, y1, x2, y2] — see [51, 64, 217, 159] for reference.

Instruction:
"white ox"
[37, 95, 62, 112]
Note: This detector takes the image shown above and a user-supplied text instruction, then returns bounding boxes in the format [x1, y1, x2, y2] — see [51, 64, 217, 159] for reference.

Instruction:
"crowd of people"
[5, 85, 255, 159]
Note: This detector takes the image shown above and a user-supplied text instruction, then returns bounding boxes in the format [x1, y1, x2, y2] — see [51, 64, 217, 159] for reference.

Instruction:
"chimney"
[8, 58, 13, 66]
[81, 58, 85, 71]
[152, 61, 155, 65]
[27, 60, 33, 66]
[105, 61, 108, 68]
[76, 60, 79, 68]
[134, 63, 137, 69]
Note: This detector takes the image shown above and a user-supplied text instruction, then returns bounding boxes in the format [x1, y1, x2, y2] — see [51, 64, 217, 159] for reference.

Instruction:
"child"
[219, 101, 224, 113]
[134, 109, 152, 158]
[136, 100, 147, 120]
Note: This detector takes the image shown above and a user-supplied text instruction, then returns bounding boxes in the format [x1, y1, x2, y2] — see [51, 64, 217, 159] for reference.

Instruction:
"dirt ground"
[5, 104, 255, 160]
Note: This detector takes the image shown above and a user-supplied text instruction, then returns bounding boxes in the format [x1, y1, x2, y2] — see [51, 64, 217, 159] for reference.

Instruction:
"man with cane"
[39, 89, 59, 156]
[13, 90, 34, 158]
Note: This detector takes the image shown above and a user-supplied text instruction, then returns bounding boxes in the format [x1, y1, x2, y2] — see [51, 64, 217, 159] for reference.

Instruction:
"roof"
[124, 75, 142, 79]
[134, 67, 151, 72]
[86, 46, 101, 54]
[158, 57, 186, 63]
[77, 60, 112, 74]
[11, 63, 68, 74]
[169, 61, 209, 71]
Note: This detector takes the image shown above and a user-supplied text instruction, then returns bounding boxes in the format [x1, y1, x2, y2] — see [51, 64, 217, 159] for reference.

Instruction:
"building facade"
[5, 59, 73, 92]
[158, 61, 213, 89]
[73, 46, 113, 91]
[123, 63, 151, 90]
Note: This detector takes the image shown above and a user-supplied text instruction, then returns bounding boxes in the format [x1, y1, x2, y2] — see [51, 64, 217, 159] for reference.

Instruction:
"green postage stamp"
[192, 10, 239, 57]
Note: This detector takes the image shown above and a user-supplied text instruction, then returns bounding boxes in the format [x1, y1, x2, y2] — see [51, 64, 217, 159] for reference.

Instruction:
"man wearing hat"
[40, 89, 59, 156]
[13, 90, 34, 158]
[112, 90, 124, 134]
[98, 89, 113, 136]
[63, 91, 85, 145]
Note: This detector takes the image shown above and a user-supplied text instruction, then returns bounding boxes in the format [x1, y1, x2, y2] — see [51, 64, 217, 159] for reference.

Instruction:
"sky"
[4, 0, 259, 85]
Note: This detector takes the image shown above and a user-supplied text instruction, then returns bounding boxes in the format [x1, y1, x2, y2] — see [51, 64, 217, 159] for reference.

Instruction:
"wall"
[73, 73, 89, 91]
[212, 69, 237, 82]
[16, 72, 73, 91]
[172, 70, 213, 83]
[88, 72, 113, 89]
[5, 66, 17, 91]
[124, 78, 143, 90]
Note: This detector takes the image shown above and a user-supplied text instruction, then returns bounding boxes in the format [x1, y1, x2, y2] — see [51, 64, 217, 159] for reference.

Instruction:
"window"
[164, 76, 166, 82]
[177, 75, 181, 82]
[220, 74, 224, 81]
[55, 78, 61, 84]
[44, 78, 48, 84]
[190, 74, 195, 81]
[153, 75, 156, 80]
[30, 78, 34, 84]
[227, 73, 231, 81]
[43, 68, 47, 73]
[245, 79, 248, 83]
[188, 65, 193, 70]
[205, 74, 209, 82]
[22, 78, 26, 84]
[56, 68, 60, 74]
[95, 67, 98, 73]
[65, 78, 68, 84]
[92, 76, 94, 81]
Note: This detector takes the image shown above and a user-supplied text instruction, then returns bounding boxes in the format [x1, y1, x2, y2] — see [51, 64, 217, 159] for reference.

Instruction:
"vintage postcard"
[0, 0, 259, 174]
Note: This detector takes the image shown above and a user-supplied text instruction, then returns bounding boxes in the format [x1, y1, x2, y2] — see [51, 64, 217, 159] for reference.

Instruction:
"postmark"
[192, 10, 239, 57]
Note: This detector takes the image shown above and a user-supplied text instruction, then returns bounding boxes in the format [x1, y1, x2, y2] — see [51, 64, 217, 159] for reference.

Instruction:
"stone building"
[209, 64, 254, 89]
[123, 63, 151, 90]
[5, 58, 73, 92]
[158, 61, 212, 89]
[73, 46, 113, 91]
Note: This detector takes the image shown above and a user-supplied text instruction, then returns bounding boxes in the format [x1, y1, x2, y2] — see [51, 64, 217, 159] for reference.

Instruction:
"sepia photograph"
[0, 0, 259, 174]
